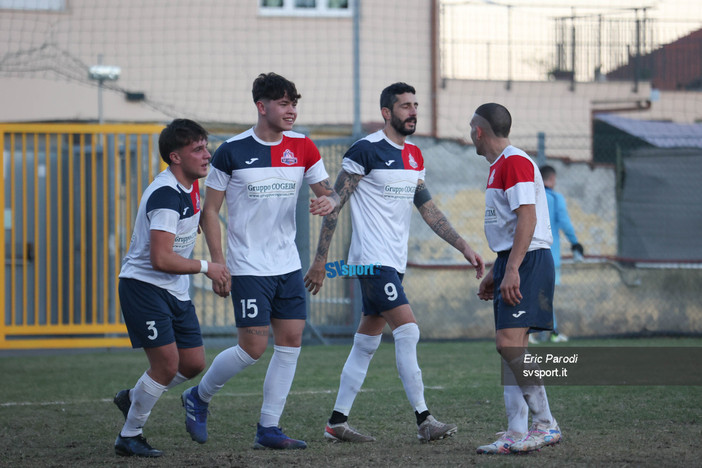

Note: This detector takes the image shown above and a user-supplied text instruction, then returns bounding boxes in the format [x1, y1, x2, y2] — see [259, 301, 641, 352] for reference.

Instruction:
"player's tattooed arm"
[309, 178, 340, 216]
[417, 180, 485, 279]
[305, 170, 362, 294]
[417, 195, 461, 248]
[312, 170, 362, 262]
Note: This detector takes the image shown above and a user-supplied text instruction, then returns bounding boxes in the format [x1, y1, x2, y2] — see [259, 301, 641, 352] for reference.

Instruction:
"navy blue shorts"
[493, 249, 555, 332]
[119, 278, 203, 349]
[230, 270, 306, 327]
[357, 266, 410, 316]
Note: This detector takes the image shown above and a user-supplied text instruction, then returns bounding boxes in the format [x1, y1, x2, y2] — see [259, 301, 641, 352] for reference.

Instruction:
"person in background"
[536, 164, 584, 343]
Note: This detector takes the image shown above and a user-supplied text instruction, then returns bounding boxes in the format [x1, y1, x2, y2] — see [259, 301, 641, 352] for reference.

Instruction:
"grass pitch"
[1, 337, 700, 467]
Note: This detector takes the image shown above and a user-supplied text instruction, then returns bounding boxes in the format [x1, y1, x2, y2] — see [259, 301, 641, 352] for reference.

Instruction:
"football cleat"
[113, 389, 131, 420]
[253, 423, 307, 450]
[181, 386, 209, 444]
[324, 421, 375, 443]
[417, 415, 457, 443]
[510, 421, 562, 453]
[476, 431, 522, 454]
[114, 434, 162, 457]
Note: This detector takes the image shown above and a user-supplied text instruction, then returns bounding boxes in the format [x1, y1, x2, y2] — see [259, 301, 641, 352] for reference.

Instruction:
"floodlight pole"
[97, 54, 104, 124]
[89, 54, 121, 124]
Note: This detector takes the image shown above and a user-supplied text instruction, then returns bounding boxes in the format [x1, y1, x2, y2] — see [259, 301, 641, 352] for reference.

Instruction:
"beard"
[390, 113, 417, 136]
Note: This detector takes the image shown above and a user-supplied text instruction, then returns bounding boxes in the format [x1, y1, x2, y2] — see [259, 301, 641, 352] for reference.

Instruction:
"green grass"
[1, 338, 701, 467]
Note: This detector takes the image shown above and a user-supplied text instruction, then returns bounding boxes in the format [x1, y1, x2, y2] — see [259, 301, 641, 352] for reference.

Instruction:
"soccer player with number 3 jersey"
[471, 103, 562, 454]
[113, 119, 230, 458]
[304, 82, 485, 443]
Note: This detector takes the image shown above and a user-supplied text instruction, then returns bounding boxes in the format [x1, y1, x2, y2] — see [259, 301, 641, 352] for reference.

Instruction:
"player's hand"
[463, 246, 485, 279]
[304, 260, 326, 295]
[477, 269, 494, 301]
[309, 195, 337, 216]
[499, 269, 522, 306]
[206, 262, 231, 298]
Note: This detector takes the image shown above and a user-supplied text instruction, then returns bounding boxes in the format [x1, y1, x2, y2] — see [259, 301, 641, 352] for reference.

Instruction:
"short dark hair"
[158, 119, 208, 165]
[252, 72, 301, 104]
[380, 82, 416, 110]
[540, 165, 556, 179]
[474, 102, 512, 138]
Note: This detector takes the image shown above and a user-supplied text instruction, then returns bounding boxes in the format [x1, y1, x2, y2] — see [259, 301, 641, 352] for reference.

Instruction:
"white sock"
[260, 345, 301, 427]
[333, 333, 382, 416]
[507, 354, 555, 426]
[393, 323, 428, 414]
[503, 361, 529, 435]
[121, 372, 166, 437]
[198, 345, 257, 403]
[165, 371, 188, 391]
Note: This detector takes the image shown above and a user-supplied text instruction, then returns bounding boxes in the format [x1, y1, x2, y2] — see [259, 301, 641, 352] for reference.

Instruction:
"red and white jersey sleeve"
[483, 145, 552, 253]
[205, 128, 328, 276]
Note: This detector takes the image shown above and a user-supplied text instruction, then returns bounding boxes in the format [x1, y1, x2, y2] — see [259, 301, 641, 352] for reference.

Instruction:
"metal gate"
[1, 123, 164, 349]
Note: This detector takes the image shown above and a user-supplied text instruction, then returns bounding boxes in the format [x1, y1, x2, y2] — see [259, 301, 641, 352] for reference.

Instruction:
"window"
[260, 0, 351, 17]
[0, 0, 65, 10]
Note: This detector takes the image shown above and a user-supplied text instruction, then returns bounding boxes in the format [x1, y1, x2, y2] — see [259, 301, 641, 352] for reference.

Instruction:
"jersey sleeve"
[145, 186, 181, 234]
[342, 140, 372, 176]
[502, 155, 536, 211]
[205, 144, 233, 191]
[302, 138, 329, 184]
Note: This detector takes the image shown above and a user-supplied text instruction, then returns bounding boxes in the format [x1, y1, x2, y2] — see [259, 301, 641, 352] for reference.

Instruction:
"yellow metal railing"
[0, 123, 164, 349]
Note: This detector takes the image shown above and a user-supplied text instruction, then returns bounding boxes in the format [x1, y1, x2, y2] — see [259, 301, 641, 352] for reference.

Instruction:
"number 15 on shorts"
[240, 299, 258, 318]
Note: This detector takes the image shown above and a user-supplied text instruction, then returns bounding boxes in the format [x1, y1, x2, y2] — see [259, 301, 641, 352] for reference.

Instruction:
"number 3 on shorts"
[384, 283, 398, 301]
[146, 320, 158, 340]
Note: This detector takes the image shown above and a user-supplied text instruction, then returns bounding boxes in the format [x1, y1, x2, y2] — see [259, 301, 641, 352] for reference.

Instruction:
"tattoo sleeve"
[418, 196, 462, 249]
[413, 182, 432, 208]
[312, 170, 362, 262]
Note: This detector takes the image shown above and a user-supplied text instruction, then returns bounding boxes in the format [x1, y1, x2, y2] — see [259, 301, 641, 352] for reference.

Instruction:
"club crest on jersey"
[489, 169, 496, 186]
[408, 153, 418, 169]
[281, 149, 297, 166]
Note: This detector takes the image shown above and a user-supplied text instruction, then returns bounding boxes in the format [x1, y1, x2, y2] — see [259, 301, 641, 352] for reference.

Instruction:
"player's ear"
[381, 106, 391, 121]
[169, 151, 181, 165]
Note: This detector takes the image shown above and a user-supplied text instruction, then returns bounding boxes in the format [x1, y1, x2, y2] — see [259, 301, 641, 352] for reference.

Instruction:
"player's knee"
[354, 332, 382, 355]
[392, 322, 420, 344]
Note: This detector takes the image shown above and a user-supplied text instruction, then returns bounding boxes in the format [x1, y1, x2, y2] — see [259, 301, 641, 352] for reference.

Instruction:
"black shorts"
[230, 270, 307, 327]
[119, 278, 203, 349]
[493, 249, 555, 332]
[357, 266, 410, 315]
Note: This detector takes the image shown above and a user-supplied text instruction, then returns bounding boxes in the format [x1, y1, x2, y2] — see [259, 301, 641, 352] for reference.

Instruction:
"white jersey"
[119, 168, 201, 301]
[484, 145, 552, 253]
[206, 128, 328, 276]
[342, 130, 426, 273]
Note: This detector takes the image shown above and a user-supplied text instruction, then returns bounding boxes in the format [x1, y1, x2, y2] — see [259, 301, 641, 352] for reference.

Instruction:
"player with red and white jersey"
[206, 127, 328, 276]
[305, 82, 484, 443]
[181, 73, 338, 450]
[113, 119, 230, 458]
[471, 103, 562, 455]
[342, 129, 426, 273]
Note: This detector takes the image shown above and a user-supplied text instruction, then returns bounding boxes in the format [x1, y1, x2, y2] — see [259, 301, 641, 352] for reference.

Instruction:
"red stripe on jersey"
[401, 145, 424, 171]
[270, 135, 321, 169]
[487, 154, 534, 190]
[190, 179, 201, 214]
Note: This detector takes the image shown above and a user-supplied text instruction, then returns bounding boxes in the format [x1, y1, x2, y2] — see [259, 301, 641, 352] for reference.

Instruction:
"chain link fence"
[190, 133, 702, 341]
